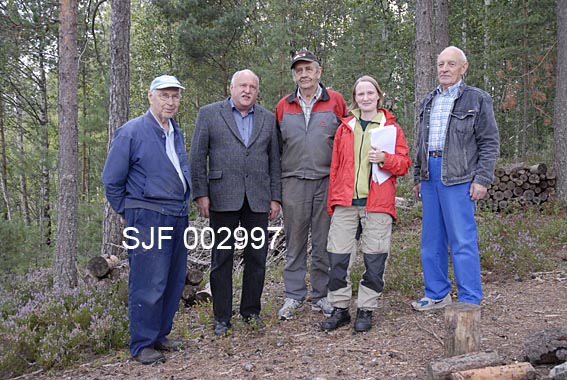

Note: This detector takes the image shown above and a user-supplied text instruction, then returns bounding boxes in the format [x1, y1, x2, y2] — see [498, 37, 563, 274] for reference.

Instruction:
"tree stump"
[444, 303, 481, 357]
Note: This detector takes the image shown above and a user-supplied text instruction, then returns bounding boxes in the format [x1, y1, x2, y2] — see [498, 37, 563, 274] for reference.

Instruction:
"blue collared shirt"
[150, 110, 187, 193]
[428, 80, 461, 152]
[230, 98, 254, 146]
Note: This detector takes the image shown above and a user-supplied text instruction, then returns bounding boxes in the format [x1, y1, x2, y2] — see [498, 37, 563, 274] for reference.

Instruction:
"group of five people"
[102, 45, 499, 364]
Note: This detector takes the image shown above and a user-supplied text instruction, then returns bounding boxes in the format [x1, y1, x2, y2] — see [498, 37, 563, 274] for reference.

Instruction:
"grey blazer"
[190, 98, 282, 213]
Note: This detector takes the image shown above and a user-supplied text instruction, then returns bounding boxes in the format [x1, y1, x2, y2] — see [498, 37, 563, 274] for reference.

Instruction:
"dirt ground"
[23, 264, 567, 380]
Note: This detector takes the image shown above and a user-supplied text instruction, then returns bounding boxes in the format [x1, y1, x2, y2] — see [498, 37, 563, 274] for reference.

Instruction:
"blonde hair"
[348, 75, 384, 113]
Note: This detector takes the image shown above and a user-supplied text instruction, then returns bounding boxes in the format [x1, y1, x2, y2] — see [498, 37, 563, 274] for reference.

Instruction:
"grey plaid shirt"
[298, 84, 323, 127]
[428, 81, 461, 152]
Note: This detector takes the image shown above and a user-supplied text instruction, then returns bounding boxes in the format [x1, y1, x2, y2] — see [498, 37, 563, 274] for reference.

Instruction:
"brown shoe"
[155, 338, 184, 352]
[133, 347, 165, 365]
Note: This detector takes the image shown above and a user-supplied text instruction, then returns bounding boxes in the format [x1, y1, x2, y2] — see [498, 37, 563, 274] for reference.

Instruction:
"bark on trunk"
[53, 0, 79, 290]
[101, 0, 130, 259]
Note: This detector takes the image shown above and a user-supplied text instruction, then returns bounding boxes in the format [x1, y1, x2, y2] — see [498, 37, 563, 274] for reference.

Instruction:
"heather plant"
[478, 203, 566, 277]
[0, 269, 129, 378]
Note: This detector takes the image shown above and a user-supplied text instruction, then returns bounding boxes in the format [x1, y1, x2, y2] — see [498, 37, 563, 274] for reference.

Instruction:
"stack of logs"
[86, 256, 211, 307]
[181, 268, 211, 307]
[480, 163, 556, 212]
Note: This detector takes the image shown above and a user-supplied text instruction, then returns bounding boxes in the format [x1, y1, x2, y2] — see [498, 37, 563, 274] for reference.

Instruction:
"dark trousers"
[125, 208, 188, 357]
[209, 198, 269, 323]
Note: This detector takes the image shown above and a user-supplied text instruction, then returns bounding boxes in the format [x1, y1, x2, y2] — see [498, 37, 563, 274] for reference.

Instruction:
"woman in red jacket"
[320, 75, 411, 332]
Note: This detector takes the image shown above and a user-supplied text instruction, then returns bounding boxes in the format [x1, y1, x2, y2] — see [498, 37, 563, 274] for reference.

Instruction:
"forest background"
[0, 0, 566, 378]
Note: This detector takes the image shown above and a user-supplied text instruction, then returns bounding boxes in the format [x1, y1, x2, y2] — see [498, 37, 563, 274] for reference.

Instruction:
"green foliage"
[77, 200, 104, 266]
[0, 270, 129, 378]
[0, 218, 47, 276]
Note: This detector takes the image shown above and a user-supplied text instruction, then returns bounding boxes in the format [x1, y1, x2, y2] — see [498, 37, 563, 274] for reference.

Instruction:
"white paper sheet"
[369, 125, 397, 184]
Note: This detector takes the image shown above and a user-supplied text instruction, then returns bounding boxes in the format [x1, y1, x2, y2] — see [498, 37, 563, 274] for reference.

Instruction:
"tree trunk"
[414, 0, 435, 143]
[554, 0, 567, 202]
[39, 50, 52, 246]
[81, 66, 88, 199]
[53, 0, 79, 290]
[521, 0, 528, 161]
[434, 0, 449, 55]
[16, 106, 30, 224]
[0, 97, 12, 221]
[101, 0, 131, 259]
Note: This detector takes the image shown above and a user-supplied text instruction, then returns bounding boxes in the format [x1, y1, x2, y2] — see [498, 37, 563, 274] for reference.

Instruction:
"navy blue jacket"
[102, 111, 191, 217]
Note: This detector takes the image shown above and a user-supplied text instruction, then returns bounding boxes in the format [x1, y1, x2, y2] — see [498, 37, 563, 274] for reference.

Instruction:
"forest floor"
[24, 259, 567, 380]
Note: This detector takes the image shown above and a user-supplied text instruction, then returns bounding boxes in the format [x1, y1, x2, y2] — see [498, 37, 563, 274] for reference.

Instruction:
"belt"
[429, 151, 443, 157]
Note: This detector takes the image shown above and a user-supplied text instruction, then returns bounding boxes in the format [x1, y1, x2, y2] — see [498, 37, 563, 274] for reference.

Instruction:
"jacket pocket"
[208, 170, 223, 180]
[450, 110, 476, 134]
[143, 177, 184, 200]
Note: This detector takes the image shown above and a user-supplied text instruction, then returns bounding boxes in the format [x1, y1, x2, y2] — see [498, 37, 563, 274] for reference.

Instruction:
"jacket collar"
[285, 82, 330, 103]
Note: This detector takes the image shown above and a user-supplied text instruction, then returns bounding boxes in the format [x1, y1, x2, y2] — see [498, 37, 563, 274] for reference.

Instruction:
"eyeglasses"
[156, 93, 181, 102]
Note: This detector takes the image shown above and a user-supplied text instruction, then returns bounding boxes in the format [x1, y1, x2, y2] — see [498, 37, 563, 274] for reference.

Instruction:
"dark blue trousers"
[125, 208, 188, 357]
[209, 198, 269, 323]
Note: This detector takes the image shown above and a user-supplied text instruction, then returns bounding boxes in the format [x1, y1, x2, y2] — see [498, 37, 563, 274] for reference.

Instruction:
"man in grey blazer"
[190, 69, 282, 336]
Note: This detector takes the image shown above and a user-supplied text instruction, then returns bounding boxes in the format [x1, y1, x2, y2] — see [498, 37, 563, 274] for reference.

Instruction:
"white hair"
[441, 46, 468, 63]
[230, 69, 260, 88]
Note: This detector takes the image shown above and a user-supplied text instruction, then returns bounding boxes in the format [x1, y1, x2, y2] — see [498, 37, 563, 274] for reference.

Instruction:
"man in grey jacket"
[412, 46, 499, 311]
[190, 69, 281, 336]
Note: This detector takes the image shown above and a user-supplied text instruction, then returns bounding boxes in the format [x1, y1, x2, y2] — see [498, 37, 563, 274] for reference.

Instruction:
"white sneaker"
[312, 297, 333, 317]
[411, 293, 452, 311]
[278, 298, 303, 320]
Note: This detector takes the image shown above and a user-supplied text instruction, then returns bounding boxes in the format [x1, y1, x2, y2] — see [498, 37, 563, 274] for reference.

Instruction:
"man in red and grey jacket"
[275, 50, 348, 320]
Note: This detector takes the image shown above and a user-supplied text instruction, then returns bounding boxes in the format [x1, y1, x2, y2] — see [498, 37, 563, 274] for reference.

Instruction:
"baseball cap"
[149, 75, 186, 91]
[290, 50, 320, 69]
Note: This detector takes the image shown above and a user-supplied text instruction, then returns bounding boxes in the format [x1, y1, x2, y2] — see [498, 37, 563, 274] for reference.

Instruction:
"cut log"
[428, 351, 501, 380]
[186, 267, 205, 286]
[528, 163, 547, 174]
[182, 284, 199, 306]
[87, 255, 120, 278]
[448, 362, 536, 380]
[194, 282, 212, 304]
[444, 303, 481, 357]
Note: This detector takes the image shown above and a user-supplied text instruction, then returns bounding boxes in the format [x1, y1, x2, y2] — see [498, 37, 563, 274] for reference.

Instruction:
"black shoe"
[133, 347, 165, 365]
[243, 314, 264, 328]
[155, 338, 184, 351]
[320, 307, 351, 331]
[353, 309, 373, 332]
[214, 321, 231, 336]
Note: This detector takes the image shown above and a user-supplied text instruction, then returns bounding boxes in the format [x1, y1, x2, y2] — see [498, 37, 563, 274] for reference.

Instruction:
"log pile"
[181, 268, 211, 307]
[479, 163, 556, 212]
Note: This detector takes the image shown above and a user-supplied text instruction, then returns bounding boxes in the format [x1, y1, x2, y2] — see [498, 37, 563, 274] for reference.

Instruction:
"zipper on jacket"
[354, 132, 365, 199]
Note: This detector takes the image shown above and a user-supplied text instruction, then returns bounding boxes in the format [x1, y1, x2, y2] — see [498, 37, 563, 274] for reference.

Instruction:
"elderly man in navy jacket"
[102, 75, 191, 365]
[190, 69, 281, 336]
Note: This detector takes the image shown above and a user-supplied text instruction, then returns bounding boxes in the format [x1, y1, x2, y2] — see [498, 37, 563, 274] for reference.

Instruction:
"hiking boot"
[411, 293, 452, 311]
[278, 298, 303, 320]
[353, 309, 373, 332]
[312, 297, 333, 317]
[133, 347, 165, 365]
[320, 307, 351, 331]
[243, 314, 264, 329]
[213, 321, 231, 336]
[154, 338, 184, 352]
